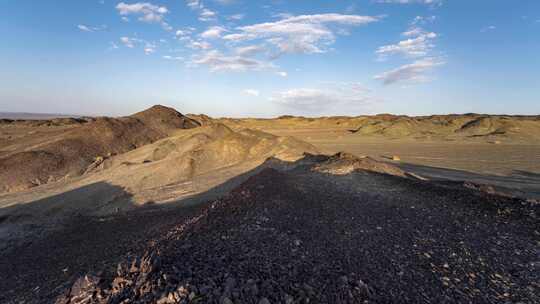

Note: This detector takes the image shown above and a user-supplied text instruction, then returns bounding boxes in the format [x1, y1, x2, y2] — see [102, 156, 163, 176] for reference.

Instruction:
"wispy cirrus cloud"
[375, 16, 444, 85]
[376, 31, 437, 59]
[77, 24, 106, 32]
[374, 57, 444, 85]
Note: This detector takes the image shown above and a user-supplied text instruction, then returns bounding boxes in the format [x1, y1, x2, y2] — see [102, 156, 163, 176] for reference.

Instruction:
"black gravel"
[55, 162, 539, 304]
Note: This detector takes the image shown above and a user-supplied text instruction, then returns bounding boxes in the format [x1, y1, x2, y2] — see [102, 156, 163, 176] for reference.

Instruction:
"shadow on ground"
[0, 159, 287, 303]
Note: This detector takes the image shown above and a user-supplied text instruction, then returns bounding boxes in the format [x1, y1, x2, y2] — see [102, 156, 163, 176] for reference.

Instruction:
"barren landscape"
[3, 0, 540, 303]
[0, 106, 538, 304]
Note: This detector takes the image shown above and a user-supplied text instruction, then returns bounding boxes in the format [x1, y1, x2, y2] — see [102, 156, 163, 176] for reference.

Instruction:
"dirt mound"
[312, 152, 406, 177]
[56, 164, 539, 304]
[0, 106, 200, 193]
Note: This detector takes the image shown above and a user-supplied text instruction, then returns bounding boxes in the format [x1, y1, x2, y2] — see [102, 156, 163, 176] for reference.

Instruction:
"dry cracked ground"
[0, 107, 539, 304]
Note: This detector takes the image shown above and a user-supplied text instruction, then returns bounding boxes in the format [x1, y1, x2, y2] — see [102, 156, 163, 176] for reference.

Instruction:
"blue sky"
[0, 0, 539, 117]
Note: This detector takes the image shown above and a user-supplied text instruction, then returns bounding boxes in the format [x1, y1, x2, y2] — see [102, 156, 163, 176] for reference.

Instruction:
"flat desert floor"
[250, 126, 540, 199]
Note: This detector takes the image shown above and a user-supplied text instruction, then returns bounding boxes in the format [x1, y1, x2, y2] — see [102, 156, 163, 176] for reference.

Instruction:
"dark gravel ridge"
[56, 159, 539, 304]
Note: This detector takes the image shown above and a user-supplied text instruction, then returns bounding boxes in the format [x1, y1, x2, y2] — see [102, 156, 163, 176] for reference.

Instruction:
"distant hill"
[0, 112, 81, 120]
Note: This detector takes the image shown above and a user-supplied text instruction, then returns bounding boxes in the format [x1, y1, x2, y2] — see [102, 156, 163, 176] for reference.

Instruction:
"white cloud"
[109, 42, 119, 50]
[183, 13, 380, 75]
[78, 25, 93, 32]
[242, 89, 260, 97]
[120, 36, 137, 48]
[116, 2, 171, 30]
[270, 82, 376, 113]
[77, 24, 106, 32]
[176, 28, 195, 40]
[214, 0, 235, 4]
[189, 40, 212, 50]
[192, 50, 272, 72]
[377, 16, 438, 60]
[185, 1, 218, 22]
[480, 25, 496, 32]
[376, 31, 437, 59]
[224, 13, 381, 56]
[234, 45, 265, 57]
[119, 37, 157, 55]
[376, 0, 442, 5]
[374, 58, 444, 85]
[374, 15, 443, 84]
[144, 47, 156, 55]
[411, 16, 437, 25]
[228, 14, 244, 21]
[116, 2, 168, 22]
[201, 26, 227, 39]
[163, 55, 184, 60]
[199, 8, 217, 21]
[186, 0, 203, 10]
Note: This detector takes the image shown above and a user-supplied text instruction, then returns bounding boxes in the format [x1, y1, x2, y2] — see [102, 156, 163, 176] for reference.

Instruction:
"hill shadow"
[0, 158, 296, 303]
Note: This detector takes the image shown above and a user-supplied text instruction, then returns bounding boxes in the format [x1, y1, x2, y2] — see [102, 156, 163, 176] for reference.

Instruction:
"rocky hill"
[0, 105, 200, 193]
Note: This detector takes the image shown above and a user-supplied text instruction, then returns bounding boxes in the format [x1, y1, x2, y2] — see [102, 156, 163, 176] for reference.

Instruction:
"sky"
[0, 0, 539, 117]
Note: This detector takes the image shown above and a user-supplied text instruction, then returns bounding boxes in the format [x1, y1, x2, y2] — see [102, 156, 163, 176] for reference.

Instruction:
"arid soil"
[27, 154, 540, 304]
[0, 108, 539, 303]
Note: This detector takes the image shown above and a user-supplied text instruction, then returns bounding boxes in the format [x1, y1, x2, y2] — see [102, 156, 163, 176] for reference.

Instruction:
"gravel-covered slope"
[56, 158, 539, 304]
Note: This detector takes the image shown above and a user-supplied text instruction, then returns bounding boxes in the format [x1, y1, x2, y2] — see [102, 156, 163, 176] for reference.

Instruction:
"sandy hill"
[0, 123, 318, 227]
[79, 123, 318, 204]
[0, 105, 200, 193]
